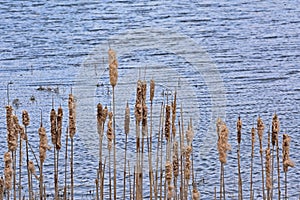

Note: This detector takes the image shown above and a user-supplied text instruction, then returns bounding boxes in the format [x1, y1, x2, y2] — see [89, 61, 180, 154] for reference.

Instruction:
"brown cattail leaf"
[50, 108, 57, 145]
[39, 126, 50, 164]
[124, 103, 130, 135]
[165, 105, 171, 141]
[108, 49, 118, 87]
[107, 112, 114, 151]
[265, 148, 272, 190]
[272, 113, 279, 146]
[150, 79, 155, 102]
[56, 106, 63, 150]
[237, 116, 242, 144]
[22, 110, 30, 127]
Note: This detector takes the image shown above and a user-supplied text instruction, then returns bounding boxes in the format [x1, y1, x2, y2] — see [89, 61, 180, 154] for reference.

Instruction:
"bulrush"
[108, 48, 118, 88]
[272, 113, 280, 199]
[56, 106, 63, 150]
[257, 116, 265, 200]
[4, 152, 12, 191]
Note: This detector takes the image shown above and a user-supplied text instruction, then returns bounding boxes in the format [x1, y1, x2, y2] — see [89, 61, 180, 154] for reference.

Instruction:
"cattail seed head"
[251, 127, 256, 156]
[265, 148, 272, 190]
[4, 152, 12, 190]
[192, 186, 200, 200]
[50, 108, 57, 145]
[68, 93, 76, 139]
[135, 80, 143, 123]
[142, 104, 148, 137]
[272, 113, 279, 146]
[282, 134, 295, 172]
[173, 141, 179, 177]
[165, 161, 172, 184]
[186, 120, 194, 145]
[257, 116, 264, 142]
[56, 106, 63, 150]
[39, 126, 50, 164]
[22, 110, 30, 127]
[124, 103, 130, 135]
[102, 106, 108, 124]
[171, 92, 177, 138]
[165, 105, 171, 141]
[150, 79, 155, 102]
[108, 49, 118, 87]
[217, 120, 231, 164]
[107, 112, 114, 151]
[237, 116, 242, 144]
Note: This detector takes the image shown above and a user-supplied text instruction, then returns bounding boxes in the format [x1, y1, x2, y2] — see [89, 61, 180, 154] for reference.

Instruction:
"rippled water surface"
[0, 0, 299, 199]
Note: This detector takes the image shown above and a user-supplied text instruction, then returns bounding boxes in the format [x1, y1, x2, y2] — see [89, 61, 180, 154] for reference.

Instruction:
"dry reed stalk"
[108, 48, 118, 200]
[107, 112, 114, 199]
[64, 127, 68, 200]
[0, 177, 4, 200]
[100, 158, 106, 200]
[68, 93, 76, 200]
[180, 105, 185, 200]
[282, 134, 295, 200]
[165, 104, 171, 167]
[236, 116, 243, 200]
[50, 108, 59, 200]
[141, 81, 147, 200]
[39, 122, 50, 200]
[22, 110, 31, 200]
[123, 103, 130, 199]
[217, 118, 230, 200]
[272, 113, 280, 199]
[4, 152, 12, 199]
[154, 103, 164, 200]
[171, 91, 177, 140]
[134, 80, 143, 200]
[149, 79, 155, 200]
[250, 126, 255, 200]
[173, 141, 179, 197]
[56, 106, 63, 199]
[257, 116, 265, 200]
[127, 161, 132, 200]
[97, 103, 103, 200]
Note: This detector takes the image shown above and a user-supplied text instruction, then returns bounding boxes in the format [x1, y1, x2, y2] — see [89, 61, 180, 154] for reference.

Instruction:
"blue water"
[0, 1, 299, 199]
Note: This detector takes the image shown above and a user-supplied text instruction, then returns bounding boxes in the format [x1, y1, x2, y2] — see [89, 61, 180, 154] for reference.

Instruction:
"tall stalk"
[272, 113, 280, 199]
[237, 116, 242, 200]
[123, 103, 130, 199]
[257, 116, 265, 200]
[250, 126, 255, 200]
[64, 127, 69, 200]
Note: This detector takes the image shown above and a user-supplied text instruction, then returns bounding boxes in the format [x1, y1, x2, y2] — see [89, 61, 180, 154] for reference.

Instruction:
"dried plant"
[236, 116, 243, 200]
[257, 116, 265, 200]
[123, 103, 130, 199]
[272, 113, 280, 199]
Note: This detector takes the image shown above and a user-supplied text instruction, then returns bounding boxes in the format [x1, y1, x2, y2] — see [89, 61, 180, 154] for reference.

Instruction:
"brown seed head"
[150, 79, 155, 102]
[124, 103, 130, 135]
[108, 49, 118, 87]
[22, 110, 30, 126]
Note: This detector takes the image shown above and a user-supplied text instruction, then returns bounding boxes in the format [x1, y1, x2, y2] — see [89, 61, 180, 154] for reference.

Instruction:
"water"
[0, 0, 299, 199]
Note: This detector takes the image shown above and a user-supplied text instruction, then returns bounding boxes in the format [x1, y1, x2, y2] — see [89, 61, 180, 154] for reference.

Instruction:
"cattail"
[28, 160, 38, 179]
[108, 48, 118, 87]
[124, 103, 130, 135]
[184, 145, 192, 180]
[50, 108, 57, 145]
[107, 112, 114, 151]
[165, 105, 171, 141]
[173, 141, 179, 177]
[192, 186, 200, 200]
[257, 116, 264, 145]
[39, 126, 50, 164]
[167, 185, 174, 199]
[165, 161, 172, 184]
[265, 148, 272, 190]
[68, 93, 76, 139]
[272, 113, 279, 146]
[20, 126, 27, 141]
[4, 152, 12, 191]
[6, 106, 17, 151]
[135, 80, 143, 123]
[102, 106, 108, 124]
[0, 176, 4, 200]
[97, 103, 103, 135]
[217, 122, 230, 164]
[150, 79, 155, 102]
[237, 116, 242, 144]
[22, 110, 30, 127]
[56, 106, 63, 150]
[257, 116, 265, 200]
[282, 134, 295, 172]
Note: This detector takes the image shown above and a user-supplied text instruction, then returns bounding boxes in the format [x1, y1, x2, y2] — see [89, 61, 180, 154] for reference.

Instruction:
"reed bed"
[0, 49, 298, 200]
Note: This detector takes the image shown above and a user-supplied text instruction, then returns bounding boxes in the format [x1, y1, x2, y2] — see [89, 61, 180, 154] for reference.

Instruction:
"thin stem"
[260, 140, 265, 200]
[64, 127, 68, 200]
[19, 132, 22, 200]
[25, 126, 32, 200]
[71, 138, 74, 200]
[285, 171, 287, 200]
[123, 134, 128, 199]
[112, 86, 117, 200]
[276, 141, 281, 199]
